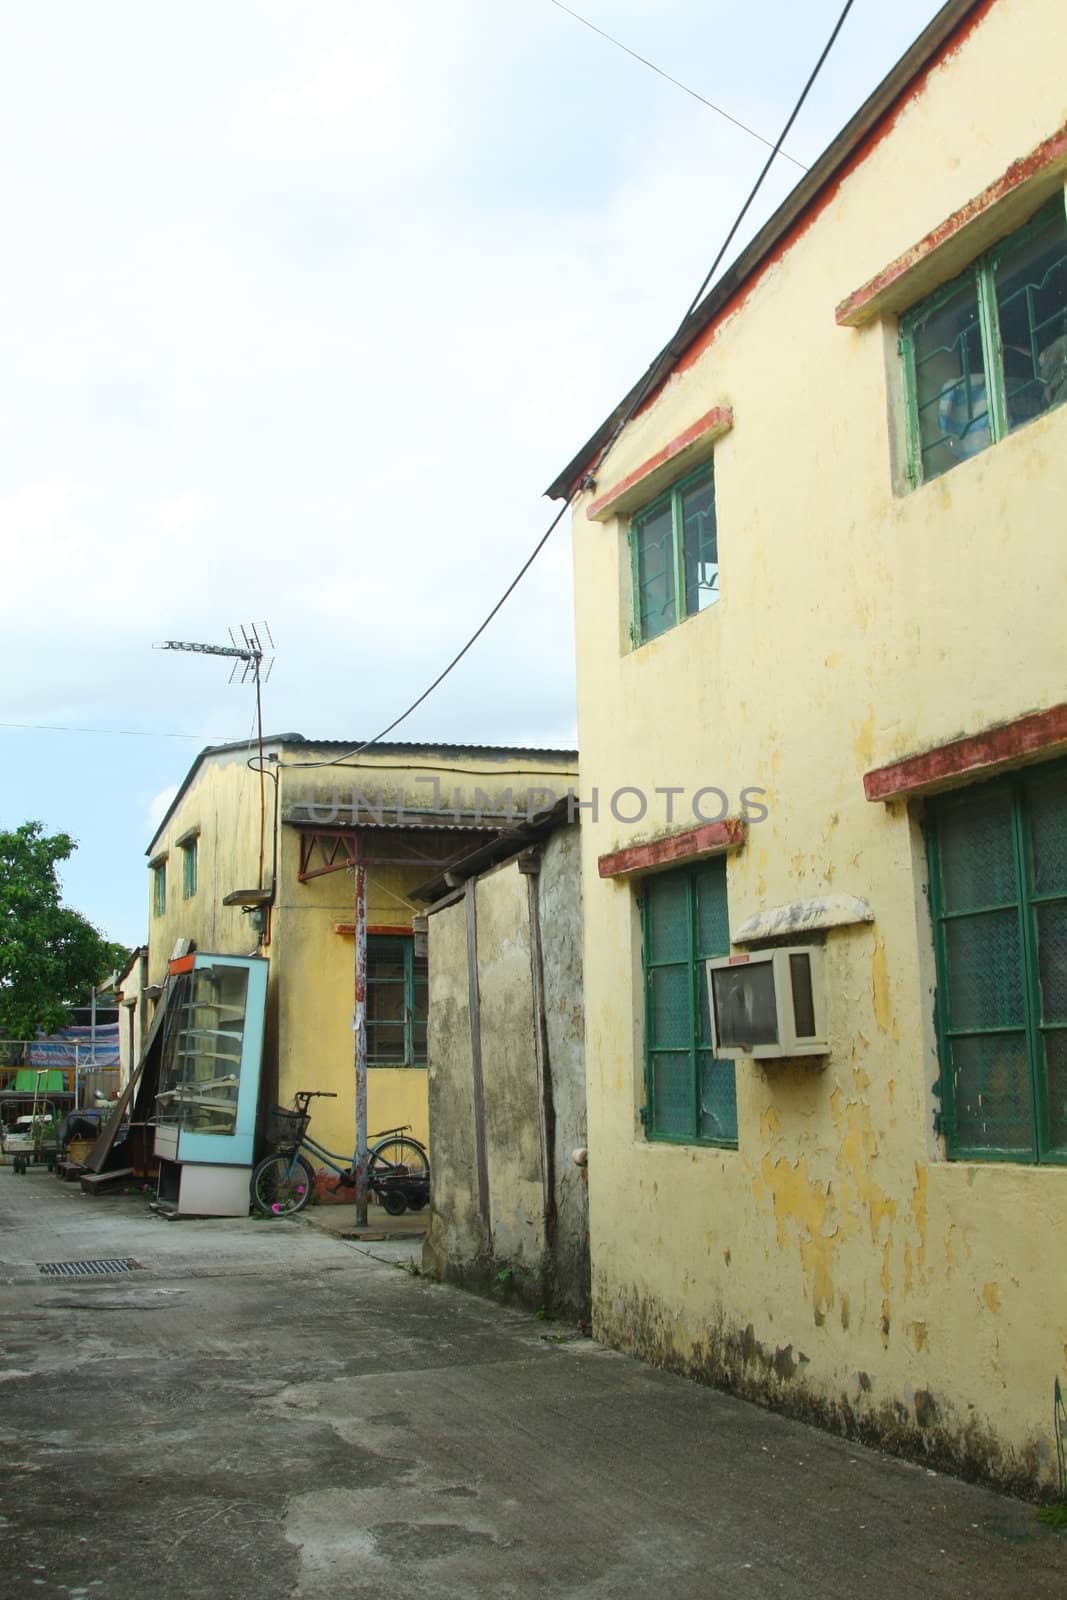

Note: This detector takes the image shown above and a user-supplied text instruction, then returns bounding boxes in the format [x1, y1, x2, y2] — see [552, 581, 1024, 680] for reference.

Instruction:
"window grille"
[901, 197, 1067, 484]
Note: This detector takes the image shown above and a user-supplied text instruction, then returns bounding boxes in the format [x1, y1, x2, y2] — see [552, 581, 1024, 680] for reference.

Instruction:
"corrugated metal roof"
[282, 808, 515, 834]
[146, 733, 577, 853]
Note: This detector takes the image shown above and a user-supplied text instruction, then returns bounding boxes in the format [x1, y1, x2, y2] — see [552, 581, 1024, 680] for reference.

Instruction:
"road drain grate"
[36, 1258, 143, 1278]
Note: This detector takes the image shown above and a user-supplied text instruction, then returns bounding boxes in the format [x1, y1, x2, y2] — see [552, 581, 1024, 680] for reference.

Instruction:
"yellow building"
[550, 0, 1067, 1493]
[145, 735, 577, 1167]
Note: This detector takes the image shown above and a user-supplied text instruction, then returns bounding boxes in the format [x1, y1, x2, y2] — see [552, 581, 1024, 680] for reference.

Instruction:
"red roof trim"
[864, 703, 1067, 801]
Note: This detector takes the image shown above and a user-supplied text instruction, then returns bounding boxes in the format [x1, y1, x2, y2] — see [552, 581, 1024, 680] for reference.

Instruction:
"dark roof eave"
[411, 798, 573, 903]
[544, 0, 982, 501]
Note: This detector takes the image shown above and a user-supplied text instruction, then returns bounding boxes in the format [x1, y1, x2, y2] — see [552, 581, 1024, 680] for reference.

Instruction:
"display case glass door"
[155, 954, 268, 1167]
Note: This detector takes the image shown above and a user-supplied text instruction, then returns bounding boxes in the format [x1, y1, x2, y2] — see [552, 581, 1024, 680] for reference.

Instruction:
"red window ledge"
[864, 703, 1067, 802]
[836, 125, 1067, 328]
[586, 407, 733, 522]
[598, 818, 745, 879]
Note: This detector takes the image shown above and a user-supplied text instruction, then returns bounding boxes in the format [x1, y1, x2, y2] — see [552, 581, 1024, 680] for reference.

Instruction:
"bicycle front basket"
[265, 1106, 310, 1146]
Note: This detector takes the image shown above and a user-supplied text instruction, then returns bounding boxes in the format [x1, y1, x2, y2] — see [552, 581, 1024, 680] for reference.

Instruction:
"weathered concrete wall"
[115, 948, 147, 1093]
[539, 826, 589, 1317]
[568, 0, 1067, 1495]
[424, 893, 485, 1282]
[424, 829, 588, 1320]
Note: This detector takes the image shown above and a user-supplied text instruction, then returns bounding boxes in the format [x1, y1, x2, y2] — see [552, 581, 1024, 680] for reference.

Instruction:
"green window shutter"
[990, 199, 1067, 436]
[367, 935, 426, 1067]
[182, 841, 197, 899]
[642, 860, 736, 1147]
[1023, 766, 1067, 1159]
[633, 496, 676, 643]
[928, 759, 1067, 1164]
[680, 466, 717, 618]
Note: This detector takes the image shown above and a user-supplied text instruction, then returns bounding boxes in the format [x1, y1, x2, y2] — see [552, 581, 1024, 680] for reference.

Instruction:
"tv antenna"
[155, 622, 275, 686]
[154, 623, 277, 889]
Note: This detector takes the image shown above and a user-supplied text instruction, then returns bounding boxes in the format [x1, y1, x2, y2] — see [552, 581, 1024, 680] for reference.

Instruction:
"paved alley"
[1, 1166, 1065, 1600]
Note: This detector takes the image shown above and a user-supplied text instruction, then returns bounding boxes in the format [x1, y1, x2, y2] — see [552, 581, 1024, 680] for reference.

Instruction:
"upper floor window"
[631, 462, 718, 644]
[900, 196, 1067, 485]
[151, 860, 167, 918]
[367, 935, 428, 1067]
[641, 859, 736, 1147]
[180, 837, 198, 899]
[926, 761, 1067, 1164]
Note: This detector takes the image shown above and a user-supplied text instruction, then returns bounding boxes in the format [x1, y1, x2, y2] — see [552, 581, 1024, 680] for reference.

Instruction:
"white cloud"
[147, 786, 179, 833]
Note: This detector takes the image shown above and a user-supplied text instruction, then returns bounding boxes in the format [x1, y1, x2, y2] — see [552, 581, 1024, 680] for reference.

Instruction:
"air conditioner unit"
[706, 946, 828, 1060]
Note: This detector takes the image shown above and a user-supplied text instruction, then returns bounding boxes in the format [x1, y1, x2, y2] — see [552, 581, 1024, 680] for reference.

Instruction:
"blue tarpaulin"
[30, 1024, 120, 1070]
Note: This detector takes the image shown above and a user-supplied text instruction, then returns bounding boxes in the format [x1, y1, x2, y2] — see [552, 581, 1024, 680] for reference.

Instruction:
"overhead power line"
[0, 721, 220, 740]
[303, 0, 858, 770]
[546, 0, 808, 172]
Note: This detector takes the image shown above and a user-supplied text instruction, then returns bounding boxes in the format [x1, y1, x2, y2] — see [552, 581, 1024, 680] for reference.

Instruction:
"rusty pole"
[353, 839, 369, 1226]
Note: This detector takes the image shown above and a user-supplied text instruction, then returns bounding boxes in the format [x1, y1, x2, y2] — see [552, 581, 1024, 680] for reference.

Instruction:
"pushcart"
[2, 1071, 62, 1174]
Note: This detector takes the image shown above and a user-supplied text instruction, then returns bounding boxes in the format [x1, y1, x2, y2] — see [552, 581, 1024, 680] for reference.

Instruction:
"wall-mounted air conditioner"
[706, 946, 828, 1060]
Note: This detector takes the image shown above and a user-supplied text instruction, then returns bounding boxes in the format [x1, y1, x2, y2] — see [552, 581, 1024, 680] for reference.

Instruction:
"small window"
[181, 838, 198, 899]
[641, 859, 737, 1146]
[901, 196, 1067, 485]
[631, 463, 718, 644]
[367, 935, 428, 1067]
[927, 761, 1067, 1163]
[152, 862, 167, 918]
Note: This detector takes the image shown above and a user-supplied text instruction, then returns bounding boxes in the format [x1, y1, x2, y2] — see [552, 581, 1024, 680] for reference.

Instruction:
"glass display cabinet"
[153, 952, 268, 1217]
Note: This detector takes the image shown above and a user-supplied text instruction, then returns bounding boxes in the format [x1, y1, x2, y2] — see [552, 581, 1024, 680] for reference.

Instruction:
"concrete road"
[1, 1167, 1065, 1600]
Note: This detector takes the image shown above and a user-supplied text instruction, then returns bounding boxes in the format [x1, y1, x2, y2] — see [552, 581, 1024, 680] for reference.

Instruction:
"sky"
[0, 0, 949, 948]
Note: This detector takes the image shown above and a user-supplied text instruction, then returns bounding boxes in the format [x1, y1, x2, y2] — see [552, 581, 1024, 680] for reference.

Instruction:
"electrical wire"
[287, 499, 572, 767]
[0, 721, 224, 740]
[294, 0, 858, 771]
[546, 0, 808, 173]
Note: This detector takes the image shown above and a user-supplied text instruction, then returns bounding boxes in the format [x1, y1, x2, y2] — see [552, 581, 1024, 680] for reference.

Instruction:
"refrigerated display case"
[152, 952, 268, 1217]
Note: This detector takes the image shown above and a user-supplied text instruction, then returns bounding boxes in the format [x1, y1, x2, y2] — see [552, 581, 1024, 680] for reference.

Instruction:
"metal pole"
[354, 840, 369, 1226]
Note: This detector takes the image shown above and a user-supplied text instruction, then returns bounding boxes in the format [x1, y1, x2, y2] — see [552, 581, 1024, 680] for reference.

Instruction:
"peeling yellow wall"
[272, 816, 432, 1157]
[570, 0, 1067, 1491]
[146, 749, 267, 986]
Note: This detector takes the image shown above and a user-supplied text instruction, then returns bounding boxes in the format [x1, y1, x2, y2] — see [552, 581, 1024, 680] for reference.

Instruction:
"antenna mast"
[155, 623, 276, 889]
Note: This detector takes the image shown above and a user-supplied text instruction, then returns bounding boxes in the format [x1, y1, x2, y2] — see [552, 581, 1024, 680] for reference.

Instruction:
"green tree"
[0, 822, 128, 1040]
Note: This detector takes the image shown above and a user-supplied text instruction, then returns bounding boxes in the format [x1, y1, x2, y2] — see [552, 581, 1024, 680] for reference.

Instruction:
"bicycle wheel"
[251, 1152, 315, 1216]
[368, 1136, 429, 1181]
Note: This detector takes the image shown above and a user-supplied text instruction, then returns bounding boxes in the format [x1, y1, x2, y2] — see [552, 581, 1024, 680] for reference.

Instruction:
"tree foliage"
[0, 821, 129, 1040]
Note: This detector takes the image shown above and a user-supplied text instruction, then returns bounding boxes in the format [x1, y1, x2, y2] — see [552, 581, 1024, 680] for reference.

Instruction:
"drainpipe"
[519, 849, 557, 1255]
[354, 836, 368, 1225]
[464, 878, 492, 1251]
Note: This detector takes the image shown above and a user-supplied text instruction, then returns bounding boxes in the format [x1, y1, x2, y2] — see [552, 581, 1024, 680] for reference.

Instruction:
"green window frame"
[367, 935, 428, 1067]
[900, 194, 1067, 486]
[181, 839, 198, 899]
[630, 461, 718, 645]
[640, 859, 737, 1146]
[926, 759, 1067, 1164]
[151, 862, 166, 918]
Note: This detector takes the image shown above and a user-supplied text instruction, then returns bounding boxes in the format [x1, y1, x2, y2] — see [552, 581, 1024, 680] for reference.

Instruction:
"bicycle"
[250, 1090, 431, 1218]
